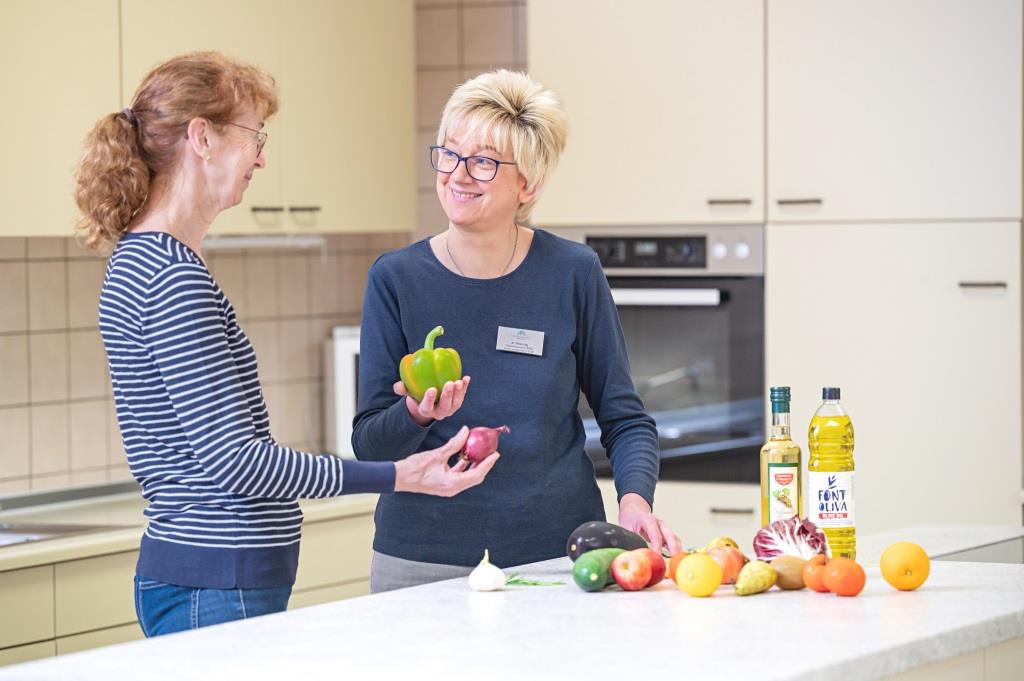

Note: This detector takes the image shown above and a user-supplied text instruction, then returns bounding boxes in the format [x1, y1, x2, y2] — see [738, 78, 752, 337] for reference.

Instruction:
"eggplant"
[566, 521, 648, 562]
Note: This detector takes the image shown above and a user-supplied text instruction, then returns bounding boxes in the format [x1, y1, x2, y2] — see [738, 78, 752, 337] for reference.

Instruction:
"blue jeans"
[134, 575, 292, 637]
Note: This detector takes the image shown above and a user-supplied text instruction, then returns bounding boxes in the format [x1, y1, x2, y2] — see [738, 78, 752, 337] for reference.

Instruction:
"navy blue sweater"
[99, 232, 395, 589]
[353, 229, 659, 568]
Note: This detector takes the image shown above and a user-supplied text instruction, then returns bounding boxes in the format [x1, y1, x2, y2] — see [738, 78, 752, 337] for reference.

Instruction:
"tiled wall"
[0, 0, 528, 495]
[0, 234, 407, 495]
[414, 0, 528, 241]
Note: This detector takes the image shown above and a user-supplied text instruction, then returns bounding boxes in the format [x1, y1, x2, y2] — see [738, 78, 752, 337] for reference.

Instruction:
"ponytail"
[74, 111, 150, 255]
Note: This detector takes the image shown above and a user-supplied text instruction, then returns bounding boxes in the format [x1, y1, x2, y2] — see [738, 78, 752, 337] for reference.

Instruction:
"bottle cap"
[769, 386, 791, 413]
[822, 386, 841, 400]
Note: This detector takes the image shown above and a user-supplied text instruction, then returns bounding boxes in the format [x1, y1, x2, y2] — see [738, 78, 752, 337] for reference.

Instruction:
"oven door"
[580, 276, 764, 482]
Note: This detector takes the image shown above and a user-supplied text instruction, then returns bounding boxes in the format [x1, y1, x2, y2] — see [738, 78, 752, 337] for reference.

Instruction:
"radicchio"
[753, 517, 831, 560]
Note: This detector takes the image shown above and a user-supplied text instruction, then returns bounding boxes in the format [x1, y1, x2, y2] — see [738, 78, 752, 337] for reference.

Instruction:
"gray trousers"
[370, 551, 474, 593]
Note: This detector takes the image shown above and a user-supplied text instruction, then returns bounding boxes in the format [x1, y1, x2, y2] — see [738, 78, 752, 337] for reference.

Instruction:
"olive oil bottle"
[807, 387, 856, 559]
[760, 386, 802, 526]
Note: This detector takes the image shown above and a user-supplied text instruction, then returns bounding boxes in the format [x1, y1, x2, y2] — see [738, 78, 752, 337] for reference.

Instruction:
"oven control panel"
[587, 236, 707, 269]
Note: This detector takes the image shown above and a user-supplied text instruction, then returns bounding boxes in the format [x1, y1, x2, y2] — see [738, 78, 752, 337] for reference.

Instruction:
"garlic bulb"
[468, 549, 506, 591]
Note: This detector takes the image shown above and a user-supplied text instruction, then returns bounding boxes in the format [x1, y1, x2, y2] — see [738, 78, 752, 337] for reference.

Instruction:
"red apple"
[635, 548, 666, 586]
[611, 549, 652, 591]
[708, 546, 746, 585]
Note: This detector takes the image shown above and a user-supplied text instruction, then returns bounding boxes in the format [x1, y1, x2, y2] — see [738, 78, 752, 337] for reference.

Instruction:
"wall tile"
[71, 469, 108, 486]
[30, 403, 69, 475]
[70, 400, 108, 471]
[417, 7, 460, 68]
[26, 238, 66, 259]
[31, 473, 71, 490]
[514, 2, 527, 62]
[246, 254, 281, 319]
[0, 238, 27, 260]
[0, 262, 28, 333]
[107, 464, 132, 482]
[340, 254, 375, 314]
[209, 255, 247, 320]
[67, 259, 106, 328]
[279, 319, 315, 381]
[278, 254, 311, 317]
[245, 320, 281, 382]
[0, 478, 29, 493]
[69, 330, 109, 399]
[28, 261, 68, 331]
[264, 382, 318, 446]
[29, 332, 69, 403]
[417, 131, 440, 190]
[308, 253, 345, 316]
[462, 5, 518, 66]
[0, 335, 29, 407]
[0, 407, 30, 479]
[417, 69, 463, 129]
[417, 190, 449, 240]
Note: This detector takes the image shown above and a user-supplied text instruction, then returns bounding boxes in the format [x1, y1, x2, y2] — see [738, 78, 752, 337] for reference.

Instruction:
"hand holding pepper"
[396, 325, 470, 426]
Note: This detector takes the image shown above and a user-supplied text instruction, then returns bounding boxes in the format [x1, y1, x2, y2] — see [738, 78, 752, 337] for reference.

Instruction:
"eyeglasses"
[429, 145, 517, 182]
[226, 122, 268, 156]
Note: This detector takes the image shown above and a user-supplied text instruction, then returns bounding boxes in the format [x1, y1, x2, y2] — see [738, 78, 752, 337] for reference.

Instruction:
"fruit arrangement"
[565, 518, 931, 600]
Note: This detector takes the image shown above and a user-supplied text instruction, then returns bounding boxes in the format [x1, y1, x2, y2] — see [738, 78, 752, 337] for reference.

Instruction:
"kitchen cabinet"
[768, 0, 1022, 223]
[766, 222, 1022, 534]
[528, 0, 763, 226]
[121, 0, 415, 235]
[55, 624, 143, 656]
[0, 0, 120, 237]
[55, 551, 138, 636]
[599, 479, 760, 555]
[0, 641, 55, 667]
[0, 565, 54, 649]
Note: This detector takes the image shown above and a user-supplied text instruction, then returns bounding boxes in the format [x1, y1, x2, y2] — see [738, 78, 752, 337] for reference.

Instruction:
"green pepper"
[399, 325, 462, 403]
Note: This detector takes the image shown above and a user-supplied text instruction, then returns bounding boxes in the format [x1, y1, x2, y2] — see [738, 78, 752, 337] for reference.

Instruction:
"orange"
[803, 554, 829, 592]
[880, 542, 930, 591]
[822, 557, 866, 597]
[675, 553, 722, 597]
[666, 551, 689, 583]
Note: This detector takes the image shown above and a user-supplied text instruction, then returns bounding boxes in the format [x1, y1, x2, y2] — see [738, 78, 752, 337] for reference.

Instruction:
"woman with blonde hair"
[75, 51, 497, 636]
[353, 69, 681, 592]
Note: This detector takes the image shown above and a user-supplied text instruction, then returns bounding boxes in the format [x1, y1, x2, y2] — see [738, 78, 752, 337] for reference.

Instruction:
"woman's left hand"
[617, 493, 683, 556]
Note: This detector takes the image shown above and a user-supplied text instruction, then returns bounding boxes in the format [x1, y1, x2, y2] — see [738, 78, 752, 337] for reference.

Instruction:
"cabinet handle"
[776, 198, 823, 206]
[709, 507, 755, 515]
[251, 206, 284, 213]
[707, 198, 752, 206]
[288, 206, 322, 213]
[958, 281, 1008, 289]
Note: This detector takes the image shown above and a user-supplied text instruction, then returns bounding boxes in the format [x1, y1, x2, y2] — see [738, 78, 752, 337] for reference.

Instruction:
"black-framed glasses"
[429, 145, 517, 182]
[226, 122, 268, 156]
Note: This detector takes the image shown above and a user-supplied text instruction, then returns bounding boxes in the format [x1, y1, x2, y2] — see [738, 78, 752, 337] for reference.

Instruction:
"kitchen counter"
[0, 492, 378, 572]
[0, 556, 1021, 681]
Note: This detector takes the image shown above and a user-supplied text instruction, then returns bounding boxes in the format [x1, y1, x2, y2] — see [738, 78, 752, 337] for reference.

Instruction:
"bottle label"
[767, 462, 799, 523]
[808, 471, 855, 528]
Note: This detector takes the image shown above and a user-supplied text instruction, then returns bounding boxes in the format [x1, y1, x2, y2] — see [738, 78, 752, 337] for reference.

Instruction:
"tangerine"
[803, 553, 829, 592]
[822, 557, 866, 597]
[666, 551, 689, 583]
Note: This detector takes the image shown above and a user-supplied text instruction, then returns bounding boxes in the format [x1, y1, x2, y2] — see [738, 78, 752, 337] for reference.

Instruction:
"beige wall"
[0, 0, 527, 496]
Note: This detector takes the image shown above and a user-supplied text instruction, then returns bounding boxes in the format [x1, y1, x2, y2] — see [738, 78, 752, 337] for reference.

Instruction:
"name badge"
[496, 326, 545, 356]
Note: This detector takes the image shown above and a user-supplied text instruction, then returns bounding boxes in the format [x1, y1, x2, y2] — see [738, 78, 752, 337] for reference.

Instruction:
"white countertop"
[1, 556, 1022, 681]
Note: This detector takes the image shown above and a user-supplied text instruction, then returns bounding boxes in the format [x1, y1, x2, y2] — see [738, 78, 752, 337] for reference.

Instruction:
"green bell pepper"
[399, 325, 462, 403]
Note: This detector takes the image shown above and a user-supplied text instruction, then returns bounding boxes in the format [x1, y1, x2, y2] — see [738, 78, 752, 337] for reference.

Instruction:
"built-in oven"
[557, 225, 764, 483]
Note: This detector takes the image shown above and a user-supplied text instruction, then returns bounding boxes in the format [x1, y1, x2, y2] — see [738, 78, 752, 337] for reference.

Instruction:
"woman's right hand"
[394, 376, 471, 427]
[393, 426, 498, 497]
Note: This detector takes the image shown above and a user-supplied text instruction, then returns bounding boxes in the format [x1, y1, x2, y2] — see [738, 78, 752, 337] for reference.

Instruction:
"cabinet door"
[55, 551, 138, 636]
[280, 0, 415, 233]
[0, 565, 54, 648]
[529, 0, 763, 226]
[0, 0, 119, 236]
[768, 0, 1022, 222]
[120, 0, 284, 234]
[766, 222, 1022, 534]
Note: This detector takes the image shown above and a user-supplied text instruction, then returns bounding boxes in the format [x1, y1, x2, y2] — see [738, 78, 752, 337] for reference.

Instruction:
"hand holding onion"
[394, 426, 499, 497]
[461, 425, 510, 464]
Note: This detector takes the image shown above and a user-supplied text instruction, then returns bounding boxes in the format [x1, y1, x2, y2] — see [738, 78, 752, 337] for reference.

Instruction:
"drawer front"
[0, 640, 56, 668]
[56, 622, 144, 655]
[0, 565, 54, 649]
[294, 515, 374, 591]
[55, 551, 138, 637]
[289, 580, 370, 610]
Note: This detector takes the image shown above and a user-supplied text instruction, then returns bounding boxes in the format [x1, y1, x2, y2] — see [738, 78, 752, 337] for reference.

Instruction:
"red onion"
[461, 425, 509, 463]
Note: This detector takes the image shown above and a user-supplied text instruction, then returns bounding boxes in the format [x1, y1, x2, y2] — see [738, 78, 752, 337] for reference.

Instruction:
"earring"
[205, 154, 211, 161]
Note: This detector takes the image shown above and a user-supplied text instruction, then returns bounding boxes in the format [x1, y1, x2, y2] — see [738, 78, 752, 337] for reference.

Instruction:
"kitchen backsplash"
[0, 0, 526, 495]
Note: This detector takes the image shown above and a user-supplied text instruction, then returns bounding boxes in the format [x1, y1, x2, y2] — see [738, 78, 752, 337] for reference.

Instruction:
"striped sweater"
[99, 232, 394, 588]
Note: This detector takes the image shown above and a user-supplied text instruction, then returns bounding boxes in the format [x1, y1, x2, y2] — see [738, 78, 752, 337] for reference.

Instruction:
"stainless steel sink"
[0, 522, 127, 548]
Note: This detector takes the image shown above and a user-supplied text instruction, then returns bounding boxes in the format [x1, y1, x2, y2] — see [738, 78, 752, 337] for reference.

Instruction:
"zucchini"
[572, 547, 625, 592]
[566, 521, 648, 561]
